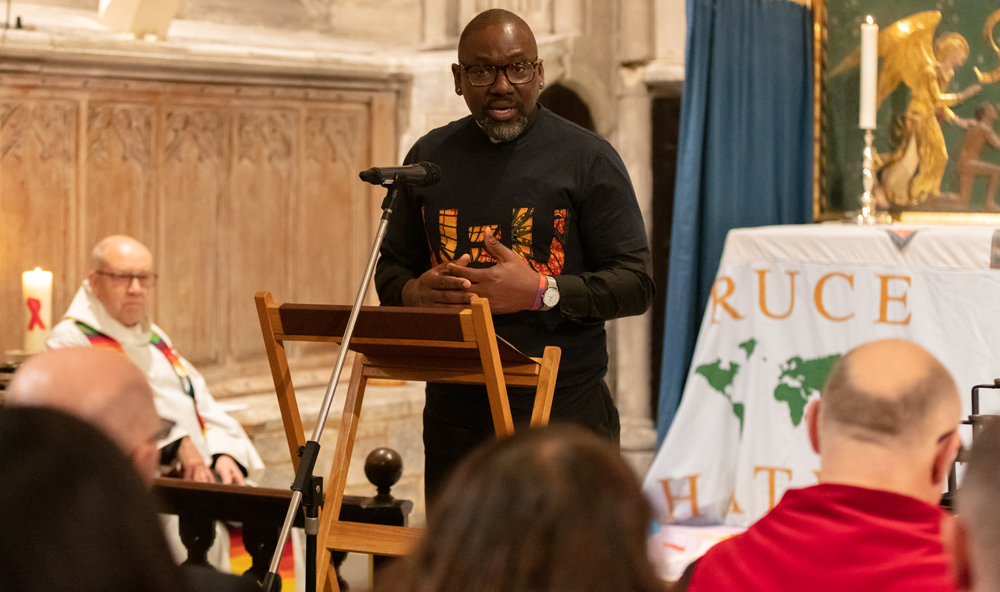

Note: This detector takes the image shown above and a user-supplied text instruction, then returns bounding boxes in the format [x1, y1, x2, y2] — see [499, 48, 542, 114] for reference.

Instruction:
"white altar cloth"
[643, 223, 1000, 527]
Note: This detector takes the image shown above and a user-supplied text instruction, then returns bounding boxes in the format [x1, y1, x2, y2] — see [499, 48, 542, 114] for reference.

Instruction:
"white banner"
[644, 224, 1000, 527]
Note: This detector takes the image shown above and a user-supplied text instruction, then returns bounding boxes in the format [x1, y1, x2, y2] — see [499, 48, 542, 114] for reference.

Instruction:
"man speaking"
[374, 8, 653, 501]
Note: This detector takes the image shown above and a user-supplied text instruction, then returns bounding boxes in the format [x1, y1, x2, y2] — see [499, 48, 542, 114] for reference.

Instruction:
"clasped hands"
[401, 227, 541, 314]
[176, 435, 246, 485]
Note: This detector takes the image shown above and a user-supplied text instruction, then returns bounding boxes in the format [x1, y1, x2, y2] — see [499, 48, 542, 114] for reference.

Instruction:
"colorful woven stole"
[72, 319, 206, 434]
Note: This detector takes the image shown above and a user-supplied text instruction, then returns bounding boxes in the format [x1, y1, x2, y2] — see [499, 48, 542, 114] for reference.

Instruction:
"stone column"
[603, 0, 658, 476]
[609, 70, 657, 476]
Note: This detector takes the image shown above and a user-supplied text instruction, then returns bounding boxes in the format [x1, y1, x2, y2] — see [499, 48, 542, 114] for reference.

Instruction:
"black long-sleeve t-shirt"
[375, 106, 653, 403]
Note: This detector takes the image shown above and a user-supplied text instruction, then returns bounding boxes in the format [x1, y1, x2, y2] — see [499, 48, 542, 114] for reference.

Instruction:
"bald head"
[6, 348, 161, 478]
[454, 9, 544, 143]
[458, 9, 536, 57]
[808, 339, 962, 504]
[90, 235, 151, 272]
[88, 235, 154, 328]
[820, 339, 960, 445]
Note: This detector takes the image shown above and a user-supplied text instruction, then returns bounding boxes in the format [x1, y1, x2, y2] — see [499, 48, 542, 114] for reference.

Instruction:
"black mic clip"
[359, 162, 442, 187]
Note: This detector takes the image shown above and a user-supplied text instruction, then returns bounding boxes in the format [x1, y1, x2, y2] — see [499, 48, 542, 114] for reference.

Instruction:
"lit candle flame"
[866, 15, 873, 25]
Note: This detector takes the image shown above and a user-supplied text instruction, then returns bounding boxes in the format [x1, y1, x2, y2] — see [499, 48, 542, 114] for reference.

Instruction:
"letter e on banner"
[711, 277, 743, 324]
[814, 272, 855, 321]
[876, 275, 912, 325]
[660, 475, 701, 521]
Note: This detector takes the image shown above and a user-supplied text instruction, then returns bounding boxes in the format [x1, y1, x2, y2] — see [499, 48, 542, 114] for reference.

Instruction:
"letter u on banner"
[756, 269, 798, 319]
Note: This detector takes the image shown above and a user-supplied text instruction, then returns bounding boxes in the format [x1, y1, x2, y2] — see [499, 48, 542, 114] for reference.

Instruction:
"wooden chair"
[254, 291, 561, 592]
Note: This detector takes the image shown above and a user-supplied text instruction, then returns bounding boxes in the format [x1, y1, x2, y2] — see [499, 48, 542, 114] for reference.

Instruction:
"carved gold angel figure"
[834, 12, 981, 207]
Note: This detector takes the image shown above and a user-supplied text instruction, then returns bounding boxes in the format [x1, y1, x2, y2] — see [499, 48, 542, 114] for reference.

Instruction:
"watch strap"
[531, 272, 546, 311]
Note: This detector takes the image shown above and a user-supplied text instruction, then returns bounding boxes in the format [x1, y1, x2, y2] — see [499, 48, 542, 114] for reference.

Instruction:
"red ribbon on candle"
[26, 297, 46, 330]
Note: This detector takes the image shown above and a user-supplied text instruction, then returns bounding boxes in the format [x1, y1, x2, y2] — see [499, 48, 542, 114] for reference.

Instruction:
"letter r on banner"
[660, 475, 701, 521]
[711, 277, 743, 324]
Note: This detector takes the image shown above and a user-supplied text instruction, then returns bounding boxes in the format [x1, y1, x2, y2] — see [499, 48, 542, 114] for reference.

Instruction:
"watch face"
[542, 287, 560, 307]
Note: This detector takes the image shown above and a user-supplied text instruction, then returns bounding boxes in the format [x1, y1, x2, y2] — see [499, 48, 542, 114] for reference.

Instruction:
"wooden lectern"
[254, 291, 561, 592]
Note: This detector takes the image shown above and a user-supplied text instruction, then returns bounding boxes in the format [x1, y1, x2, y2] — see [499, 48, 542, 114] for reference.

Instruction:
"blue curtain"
[656, 0, 814, 443]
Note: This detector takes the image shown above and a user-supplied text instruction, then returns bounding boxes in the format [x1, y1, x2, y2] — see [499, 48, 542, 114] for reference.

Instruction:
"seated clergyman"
[46, 235, 263, 484]
[682, 338, 962, 592]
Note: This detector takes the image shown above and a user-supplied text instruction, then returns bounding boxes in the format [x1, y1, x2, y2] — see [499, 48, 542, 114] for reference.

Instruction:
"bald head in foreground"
[6, 347, 163, 480]
[685, 339, 962, 592]
[947, 418, 1000, 592]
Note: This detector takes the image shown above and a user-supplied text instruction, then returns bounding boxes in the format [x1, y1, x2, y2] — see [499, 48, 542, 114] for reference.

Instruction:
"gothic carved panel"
[157, 107, 228, 366]
[297, 106, 371, 305]
[293, 105, 371, 357]
[0, 73, 395, 387]
[229, 109, 295, 362]
[85, 104, 154, 257]
[0, 100, 76, 354]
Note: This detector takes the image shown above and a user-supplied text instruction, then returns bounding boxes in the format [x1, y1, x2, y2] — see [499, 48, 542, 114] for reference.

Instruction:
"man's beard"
[479, 112, 529, 142]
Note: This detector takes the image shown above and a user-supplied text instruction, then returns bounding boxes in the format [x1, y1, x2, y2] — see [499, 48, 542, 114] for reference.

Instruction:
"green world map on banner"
[696, 341, 841, 429]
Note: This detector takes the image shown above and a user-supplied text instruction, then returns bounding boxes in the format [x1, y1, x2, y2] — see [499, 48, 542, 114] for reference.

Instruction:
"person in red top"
[685, 339, 962, 592]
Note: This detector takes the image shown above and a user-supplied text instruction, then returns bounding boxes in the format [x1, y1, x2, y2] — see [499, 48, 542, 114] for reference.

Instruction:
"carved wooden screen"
[0, 72, 398, 383]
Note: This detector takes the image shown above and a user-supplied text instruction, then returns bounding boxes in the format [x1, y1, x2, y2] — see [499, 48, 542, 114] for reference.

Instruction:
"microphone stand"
[261, 175, 408, 592]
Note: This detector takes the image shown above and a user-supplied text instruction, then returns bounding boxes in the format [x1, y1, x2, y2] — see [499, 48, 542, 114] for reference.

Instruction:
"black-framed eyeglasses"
[458, 61, 541, 87]
[96, 270, 158, 288]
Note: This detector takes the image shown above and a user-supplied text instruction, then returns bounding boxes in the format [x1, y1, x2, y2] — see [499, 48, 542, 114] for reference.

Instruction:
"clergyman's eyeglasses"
[96, 270, 158, 289]
[458, 61, 541, 87]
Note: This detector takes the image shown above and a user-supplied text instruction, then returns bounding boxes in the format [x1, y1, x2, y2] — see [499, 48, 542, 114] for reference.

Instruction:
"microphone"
[359, 162, 442, 187]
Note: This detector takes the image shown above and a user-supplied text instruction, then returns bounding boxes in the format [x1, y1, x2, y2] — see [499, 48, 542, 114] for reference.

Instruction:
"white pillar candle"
[22, 267, 53, 353]
[859, 16, 879, 129]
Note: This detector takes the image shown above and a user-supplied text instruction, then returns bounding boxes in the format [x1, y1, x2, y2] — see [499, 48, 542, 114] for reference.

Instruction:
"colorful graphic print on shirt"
[424, 207, 567, 276]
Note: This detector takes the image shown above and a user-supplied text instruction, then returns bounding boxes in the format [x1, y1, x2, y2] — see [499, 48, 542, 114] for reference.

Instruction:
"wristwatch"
[539, 275, 560, 311]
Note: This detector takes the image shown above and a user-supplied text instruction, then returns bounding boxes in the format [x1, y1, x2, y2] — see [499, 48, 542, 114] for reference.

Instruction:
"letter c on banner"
[814, 272, 855, 322]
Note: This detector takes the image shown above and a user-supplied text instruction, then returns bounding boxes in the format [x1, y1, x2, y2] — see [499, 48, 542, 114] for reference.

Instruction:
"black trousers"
[422, 379, 620, 508]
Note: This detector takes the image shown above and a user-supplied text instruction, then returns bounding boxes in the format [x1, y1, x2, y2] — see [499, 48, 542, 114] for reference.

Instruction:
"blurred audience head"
[376, 424, 664, 592]
[0, 406, 188, 592]
[6, 347, 163, 480]
[948, 418, 1000, 592]
[807, 338, 961, 504]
